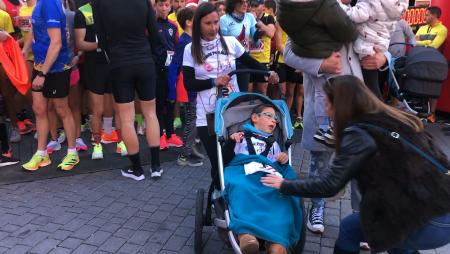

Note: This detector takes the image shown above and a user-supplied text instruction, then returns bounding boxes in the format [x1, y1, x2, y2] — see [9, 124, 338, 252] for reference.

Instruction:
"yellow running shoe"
[92, 143, 103, 160]
[22, 153, 51, 171]
[58, 153, 80, 171]
[116, 141, 128, 156]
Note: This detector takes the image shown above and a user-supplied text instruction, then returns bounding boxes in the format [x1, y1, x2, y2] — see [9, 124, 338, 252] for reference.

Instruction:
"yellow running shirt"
[0, 9, 14, 33]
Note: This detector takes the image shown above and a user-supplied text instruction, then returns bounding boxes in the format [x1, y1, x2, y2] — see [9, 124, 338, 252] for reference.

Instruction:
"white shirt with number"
[183, 35, 245, 127]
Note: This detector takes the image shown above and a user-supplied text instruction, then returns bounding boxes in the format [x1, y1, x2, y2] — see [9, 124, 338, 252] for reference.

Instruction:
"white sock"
[103, 117, 113, 135]
[37, 150, 47, 157]
[67, 148, 77, 155]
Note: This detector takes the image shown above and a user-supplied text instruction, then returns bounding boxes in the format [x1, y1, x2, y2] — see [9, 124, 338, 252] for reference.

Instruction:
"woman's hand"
[261, 174, 284, 189]
[319, 52, 342, 74]
[275, 152, 289, 165]
[361, 48, 387, 70]
[267, 71, 279, 84]
[215, 75, 231, 87]
[32, 76, 45, 91]
[230, 132, 244, 143]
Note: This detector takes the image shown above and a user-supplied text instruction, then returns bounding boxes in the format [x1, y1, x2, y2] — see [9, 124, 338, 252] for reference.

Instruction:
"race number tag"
[165, 51, 175, 66]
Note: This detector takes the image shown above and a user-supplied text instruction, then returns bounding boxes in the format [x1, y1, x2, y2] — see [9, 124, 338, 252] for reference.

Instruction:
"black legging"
[362, 69, 382, 99]
[197, 126, 220, 189]
[156, 69, 175, 137]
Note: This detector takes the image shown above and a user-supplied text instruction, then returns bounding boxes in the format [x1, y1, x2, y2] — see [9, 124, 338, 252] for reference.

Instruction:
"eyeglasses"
[258, 112, 279, 123]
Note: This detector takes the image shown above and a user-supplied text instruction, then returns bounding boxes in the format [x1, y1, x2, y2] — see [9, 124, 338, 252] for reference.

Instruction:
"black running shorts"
[111, 63, 156, 103]
[83, 62, 112, 95]
[32, 69, 71, 98]
[277, 63, 303, 84]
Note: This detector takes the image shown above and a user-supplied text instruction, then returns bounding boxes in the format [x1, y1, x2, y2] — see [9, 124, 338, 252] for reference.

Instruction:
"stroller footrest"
[214, 218, 228, 229]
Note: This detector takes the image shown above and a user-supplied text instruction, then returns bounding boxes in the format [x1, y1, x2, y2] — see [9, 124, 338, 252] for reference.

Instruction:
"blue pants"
[309, 151, 332, 208]
[335, 212, 450, 253]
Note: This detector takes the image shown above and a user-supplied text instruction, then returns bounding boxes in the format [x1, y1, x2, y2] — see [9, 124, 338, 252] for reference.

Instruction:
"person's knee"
[267, 243, 287, 254]
[53, 102, 71, 118]
[33, 102, 47, 117]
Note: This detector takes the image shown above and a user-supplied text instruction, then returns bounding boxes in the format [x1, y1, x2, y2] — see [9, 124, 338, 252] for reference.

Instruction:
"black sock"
[150, 146, 160, 168]
[0, 123, 10, 153]
[129, 153, 142, 171]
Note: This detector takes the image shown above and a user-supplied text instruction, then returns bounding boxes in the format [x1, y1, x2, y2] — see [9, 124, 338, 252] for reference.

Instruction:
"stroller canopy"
[397, 46, 449, 98]
[214, 92, 293, 145]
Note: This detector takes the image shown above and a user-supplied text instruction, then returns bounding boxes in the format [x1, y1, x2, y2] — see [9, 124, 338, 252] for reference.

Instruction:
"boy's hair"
[427, 6, 442, 18]
[177, 7, 194, 30]
[251, 104, 276, 116]
[264, 0, 276, 14]
[156, 0, 170, 4]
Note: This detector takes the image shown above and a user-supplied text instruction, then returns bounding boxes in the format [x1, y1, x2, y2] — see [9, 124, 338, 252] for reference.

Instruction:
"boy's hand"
[261, 174, 284, 189]
[230, 132, 244, 143]
[275, 152, 288, 164]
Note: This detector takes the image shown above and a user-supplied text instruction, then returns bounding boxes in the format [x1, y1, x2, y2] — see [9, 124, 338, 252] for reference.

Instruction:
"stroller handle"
[217, 69, 272, 98]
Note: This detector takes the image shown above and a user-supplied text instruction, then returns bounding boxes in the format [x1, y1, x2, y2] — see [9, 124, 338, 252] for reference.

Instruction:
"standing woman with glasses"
[183, 2, 278, 192]
[219, 0, 264, 92]
[22, 0, 79, 171]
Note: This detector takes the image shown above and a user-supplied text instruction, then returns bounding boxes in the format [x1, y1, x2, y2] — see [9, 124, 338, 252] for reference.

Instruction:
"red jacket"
[0, 35, 30, 95]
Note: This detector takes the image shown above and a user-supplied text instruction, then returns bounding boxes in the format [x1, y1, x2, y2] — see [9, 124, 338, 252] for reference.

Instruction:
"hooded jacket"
[276, 0, 358, 59]
[280, 112, 450, 252]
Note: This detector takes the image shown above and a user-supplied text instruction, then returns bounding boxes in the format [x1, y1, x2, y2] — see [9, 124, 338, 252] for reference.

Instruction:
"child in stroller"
[222, 103, 299, 254]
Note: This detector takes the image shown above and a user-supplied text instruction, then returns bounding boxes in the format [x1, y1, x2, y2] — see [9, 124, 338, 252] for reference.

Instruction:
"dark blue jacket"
[155, 17, 178, 69]
[168, 32, 195, 101]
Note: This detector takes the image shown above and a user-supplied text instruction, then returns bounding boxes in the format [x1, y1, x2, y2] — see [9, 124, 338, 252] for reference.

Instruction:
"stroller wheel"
[289, 200, 307, 254]
[195, 188, 205, 254]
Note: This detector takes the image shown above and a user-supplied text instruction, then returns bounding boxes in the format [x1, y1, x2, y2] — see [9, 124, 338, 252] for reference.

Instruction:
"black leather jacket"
[280, 126, 376, 197]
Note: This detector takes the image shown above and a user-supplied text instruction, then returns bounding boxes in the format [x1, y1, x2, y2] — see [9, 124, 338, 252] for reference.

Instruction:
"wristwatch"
[36, 71, 47, 77]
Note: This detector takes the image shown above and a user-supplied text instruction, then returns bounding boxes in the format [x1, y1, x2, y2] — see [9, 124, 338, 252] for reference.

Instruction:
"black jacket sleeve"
[146, 1, 162, 55]
[183, 66, 215, 92]
[222, 139, 237, 166]
[279, 127, 377, 198]
[236, 52, 269, 71]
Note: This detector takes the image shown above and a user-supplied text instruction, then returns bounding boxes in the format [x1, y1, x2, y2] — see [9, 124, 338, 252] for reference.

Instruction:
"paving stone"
[1, 225, 20, 233]
[86, 231, 112, 247]
[58, 237, 83, 249]
[51, 230, 72, 241]
[162, 235, 188, 252]
[4, 245, 32, 254]
[70, 225, 98, 240]
[123, 217, 146, 230]
[21, 231, 49, 246]
[118, 243, 141, 254]
[127, 230, 152, 245]
[48, 247, 72, 254]
[30, 239, 60, 254]
[139, 242, 163, 254]
[61, 219, 87, 232]
[98, 237, 127, 253]
[72, 244, 97, 254]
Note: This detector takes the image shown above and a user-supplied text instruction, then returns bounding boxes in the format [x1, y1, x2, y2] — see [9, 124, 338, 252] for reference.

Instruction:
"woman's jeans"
[335, 212, 450, 253]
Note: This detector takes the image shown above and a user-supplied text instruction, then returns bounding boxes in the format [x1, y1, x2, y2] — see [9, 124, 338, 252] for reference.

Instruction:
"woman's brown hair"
[323, 75, 424, 150]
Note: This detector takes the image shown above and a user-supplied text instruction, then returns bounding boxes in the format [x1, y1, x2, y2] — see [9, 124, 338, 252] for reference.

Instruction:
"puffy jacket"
[346, 0, 409, 57]
[280, 113, 450, 252]
[276, 0, 358, 59]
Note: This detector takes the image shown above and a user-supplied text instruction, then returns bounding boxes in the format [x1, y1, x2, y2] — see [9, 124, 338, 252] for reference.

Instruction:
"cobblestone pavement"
[0, 143, 449, 253]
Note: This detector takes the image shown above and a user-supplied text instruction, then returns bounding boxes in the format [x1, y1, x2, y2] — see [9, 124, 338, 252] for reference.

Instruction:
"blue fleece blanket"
[223, 154, 303, 247]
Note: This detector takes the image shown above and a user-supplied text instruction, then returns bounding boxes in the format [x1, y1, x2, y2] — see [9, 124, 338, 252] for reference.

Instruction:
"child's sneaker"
[177, 154, 203, 167]
[47, 140, 62, 154]
[313, 129, 327, 143]
[173, 117, 182, 129]
[22, 153, 51, 171]
[58, 153, 79, 171]
[167, 134, 183, 147]
[0, 155, 19, 167]
[92, 143, 103, 160]
[116, 141, 128, 156]
[293, 117, 304, 129]
[2, 150, 13, 158]
[160, 134, 168, 150]
[17, 120, 34, 135]
[324, 128, 335, 146]
[57, 130, 66, 144]
[9, 127, 21, 143]
[150, 166, 163, 178]
[101, 130, 119, 144]
[76, 138, 88, 152]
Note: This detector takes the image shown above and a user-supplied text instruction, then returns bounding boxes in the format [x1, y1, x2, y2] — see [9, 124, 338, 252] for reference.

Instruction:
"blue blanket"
[223, 154, 303, 247]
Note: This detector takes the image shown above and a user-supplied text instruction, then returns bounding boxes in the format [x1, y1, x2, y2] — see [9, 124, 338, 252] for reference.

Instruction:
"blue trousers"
[335, 212, 450, 253]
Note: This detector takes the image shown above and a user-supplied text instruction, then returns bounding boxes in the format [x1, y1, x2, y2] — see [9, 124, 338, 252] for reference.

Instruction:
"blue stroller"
[194, 70, 306, 254]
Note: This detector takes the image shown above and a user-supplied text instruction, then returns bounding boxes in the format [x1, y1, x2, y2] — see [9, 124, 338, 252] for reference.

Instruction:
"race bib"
[244, 162, 282, 177]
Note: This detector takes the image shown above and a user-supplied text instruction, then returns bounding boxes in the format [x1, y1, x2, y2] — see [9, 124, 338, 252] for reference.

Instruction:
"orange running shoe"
[167, 134, 183, 147]
[101, 130, 119, 144]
